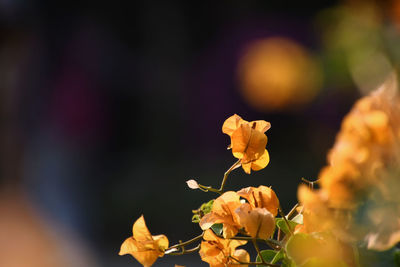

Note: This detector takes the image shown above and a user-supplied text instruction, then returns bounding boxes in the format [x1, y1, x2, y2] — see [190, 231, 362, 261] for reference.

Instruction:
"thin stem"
[252, 238, 267, 265]
[167, 232, 204, 250]
[286, 203, 299, 219]
[215, 234, 282, 249]
[197, 160, 241, 195]
[218, 159, 241, 193]
[167, 244, 200, 256]
[279, 206, 293, 236]
[301, 177, 319, 190]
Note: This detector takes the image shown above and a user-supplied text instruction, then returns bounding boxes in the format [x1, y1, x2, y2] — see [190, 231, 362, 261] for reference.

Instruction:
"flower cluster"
[120, 76, 400, 267]
[298, 73, 400, 251]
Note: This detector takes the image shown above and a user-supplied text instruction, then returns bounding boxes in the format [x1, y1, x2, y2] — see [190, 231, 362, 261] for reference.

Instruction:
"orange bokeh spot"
[237, 37, 322, 112]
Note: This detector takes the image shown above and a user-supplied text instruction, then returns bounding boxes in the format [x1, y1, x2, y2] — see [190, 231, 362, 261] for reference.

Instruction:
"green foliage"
[211, 223, 223, 235]
[275, 217, 299, 235]
[191, 199, 214, 223]
[256, 249, 285, 266]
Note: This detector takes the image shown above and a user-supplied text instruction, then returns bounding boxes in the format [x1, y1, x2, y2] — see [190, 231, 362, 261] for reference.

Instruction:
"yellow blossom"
[222, 114, 271, 174]
[199, 229, 249, 267]
[119, 215, 168, 267]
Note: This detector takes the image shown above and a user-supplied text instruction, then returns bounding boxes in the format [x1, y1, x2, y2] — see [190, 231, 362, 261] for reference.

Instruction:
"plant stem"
[279, 206, 293, 236]
[167, 244, 201, 256]
[218, 159, 241, 193]
[215, 234, 282, 249]
[167, 232, 204, 250]
[252, 238, 267, 265]
[286, 203, 299, 219]
[197, 159, 241, 194]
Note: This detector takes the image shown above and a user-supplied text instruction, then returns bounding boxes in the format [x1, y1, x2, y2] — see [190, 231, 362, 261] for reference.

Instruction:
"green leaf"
[276, 218, 298, 235]
[256, 250, 276, 267]
[291, 214, 303, 225]
[211, 223, 223, 235]
[256, 249, 285, 266]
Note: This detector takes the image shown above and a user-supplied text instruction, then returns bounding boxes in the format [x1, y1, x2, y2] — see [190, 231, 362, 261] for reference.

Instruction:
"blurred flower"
[235, 203, 275, 239]
[237, 37, 322, 112]
[199, 191, 242, 238]
[199, 229, 249, 267]
[119, 215, 169, 267]
[237, 185, 279, 216]
[222, 114, 271, 174]
[298, 73, 400, 250]
[285, 232, 354, 267]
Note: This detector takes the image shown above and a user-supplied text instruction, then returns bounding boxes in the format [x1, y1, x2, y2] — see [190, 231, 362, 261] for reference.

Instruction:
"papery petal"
[133, 215, 153, 241]
[229, 249, 250, 267]
[236, 204, 275, 239]
[251, 150, 270, 171]
[237, 185, 279, 216]
[222, 114, 246, 136]
[129, 250, 159, 267]
[241, 162, 252, 174]
[119, 237, 139, 255]
[251, 120, 271, 133]
[119, 237, 159, 267]
[199, 213, 219, 230]
[232, 124, 267, 162]
[153, 234, 169, 253]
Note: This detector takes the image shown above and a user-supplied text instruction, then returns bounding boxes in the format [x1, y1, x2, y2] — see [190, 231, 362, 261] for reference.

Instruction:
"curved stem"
[167, 232, 204, 250]
[167, 244, 201, 256]
[218, 159, 241, 193]
[197, 160, 241, 195]
[215, 234, 282, 249]
[286, 203, 299, 219]
[279, 206, 293, 236]
[252, 238, 267, 265]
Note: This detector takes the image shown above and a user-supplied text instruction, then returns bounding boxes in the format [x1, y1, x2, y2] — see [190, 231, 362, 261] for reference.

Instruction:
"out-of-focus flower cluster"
[299, 73, 400, 251]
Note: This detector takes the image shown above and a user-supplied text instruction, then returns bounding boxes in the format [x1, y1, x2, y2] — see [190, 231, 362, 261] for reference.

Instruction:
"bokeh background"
[0, 0, 399, 266]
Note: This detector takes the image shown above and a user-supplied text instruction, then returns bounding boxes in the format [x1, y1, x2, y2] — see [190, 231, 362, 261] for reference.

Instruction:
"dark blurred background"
[1, 0, 399, 266]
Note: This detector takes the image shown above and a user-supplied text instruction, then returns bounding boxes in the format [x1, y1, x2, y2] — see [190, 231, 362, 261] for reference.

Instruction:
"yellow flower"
[199, 191, 242, 238]
[237, 185, 280, 216]
[222, 114, 271, 174]
[119, 215, 169, 267]
[200, 229, 249, 267]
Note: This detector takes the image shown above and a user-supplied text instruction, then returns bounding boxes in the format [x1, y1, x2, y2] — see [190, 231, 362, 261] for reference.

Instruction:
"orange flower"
[200, 229, 249, 267]
[222, 114, 271, 174]
[237, 185, 280, 216]
[199, 191, 242, 238]
[119, 215, 169, 267]
[298, 73, 400, 250]
[235, 203, 275, 239]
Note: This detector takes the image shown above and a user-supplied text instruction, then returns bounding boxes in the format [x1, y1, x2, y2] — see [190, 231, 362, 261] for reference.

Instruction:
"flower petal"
[133, 215, 153, 241]
[222, 114, 246, 136]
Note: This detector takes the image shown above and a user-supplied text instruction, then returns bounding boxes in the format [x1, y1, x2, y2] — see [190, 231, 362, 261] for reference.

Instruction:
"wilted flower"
[119, 215, 169, 267]
[222, 114, 271, 174]
[199, 229, 249, 267]
[199, 191, 242, 238]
